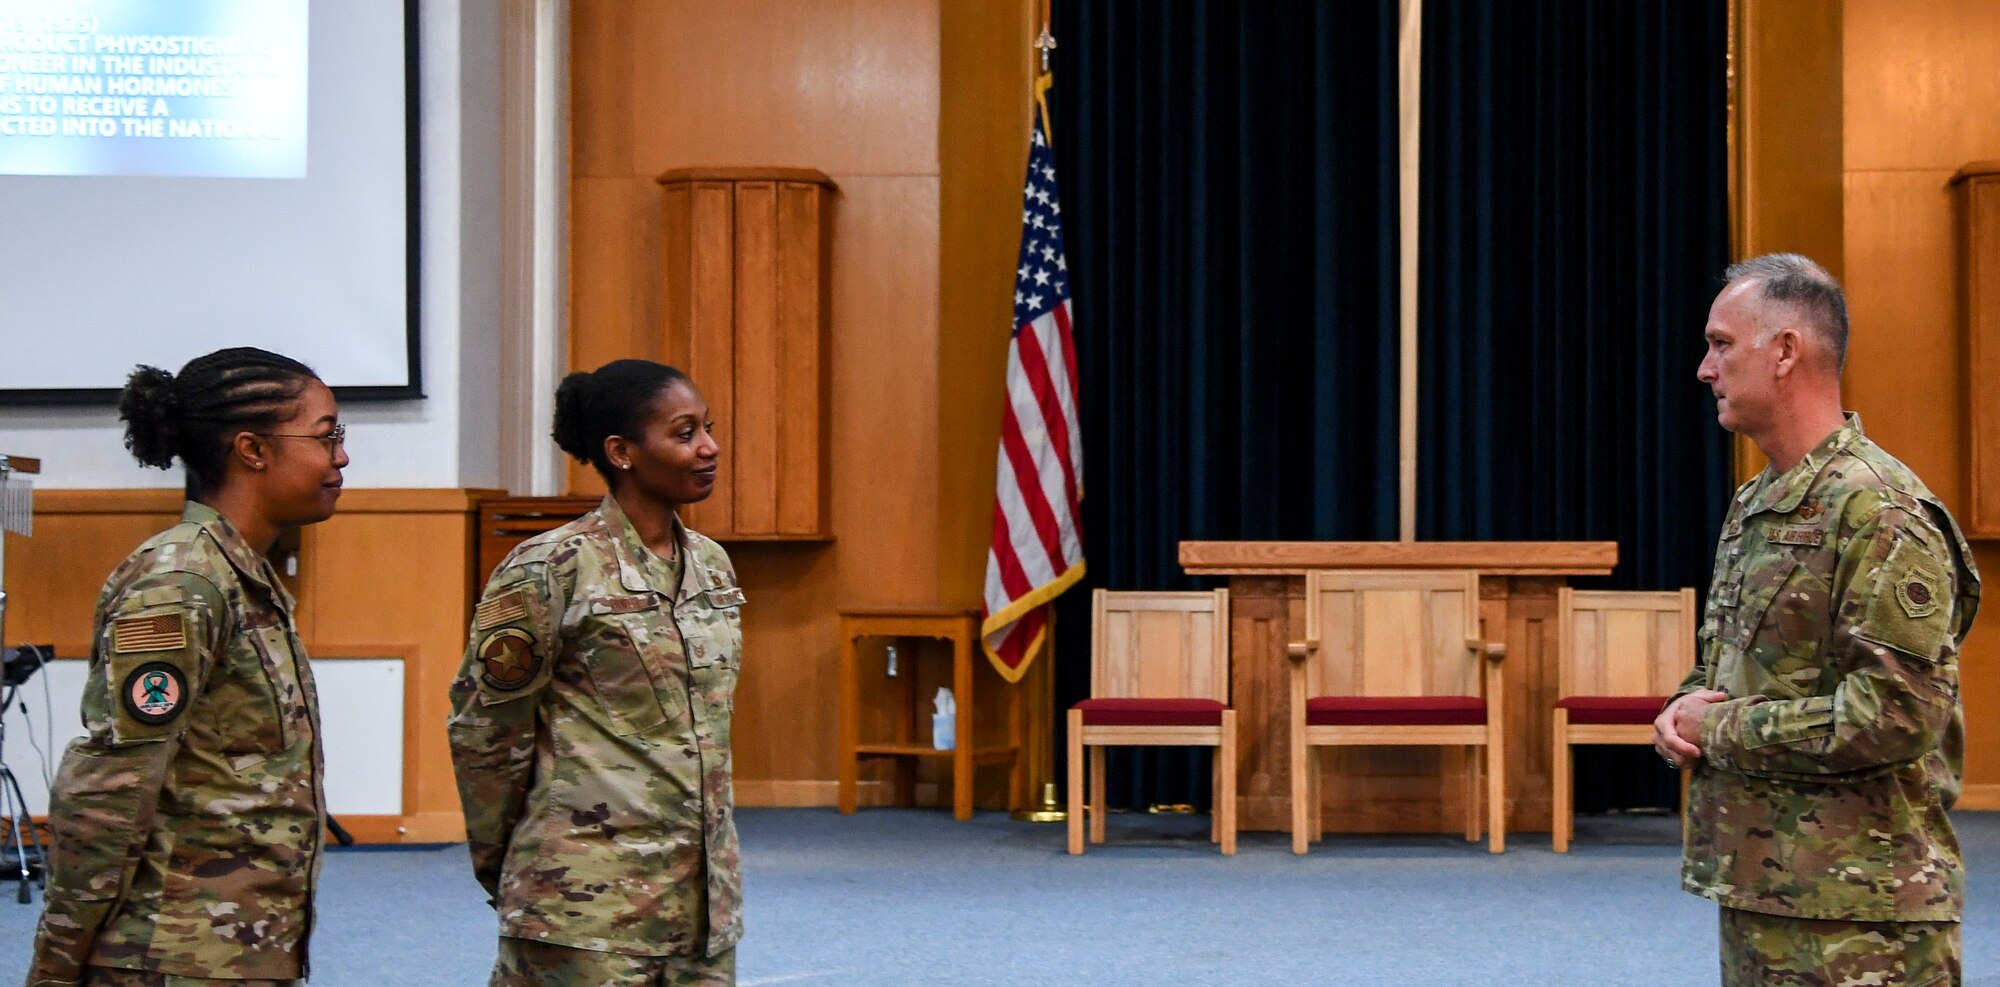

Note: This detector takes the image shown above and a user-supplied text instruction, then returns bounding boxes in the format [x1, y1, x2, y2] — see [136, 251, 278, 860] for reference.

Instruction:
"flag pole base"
[1012, 781, 1067, 823]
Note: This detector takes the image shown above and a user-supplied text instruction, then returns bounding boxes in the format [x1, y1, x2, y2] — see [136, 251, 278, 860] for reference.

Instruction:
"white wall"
[0, 0, 504, 492]
[1, 656, 407, 817]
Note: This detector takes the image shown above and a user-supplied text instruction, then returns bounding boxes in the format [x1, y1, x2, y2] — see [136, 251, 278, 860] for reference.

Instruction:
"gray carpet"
[2, 810, 1997, 986]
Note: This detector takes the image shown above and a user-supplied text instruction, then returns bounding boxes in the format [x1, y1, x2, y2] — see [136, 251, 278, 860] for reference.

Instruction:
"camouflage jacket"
[27, 503, 325, 986]
[448, 495, 744, 958]
[1676, 415, 1980, 922]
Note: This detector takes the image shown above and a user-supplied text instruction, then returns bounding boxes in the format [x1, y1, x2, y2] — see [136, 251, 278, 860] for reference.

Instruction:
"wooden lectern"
[1179, 541, 1617, 834]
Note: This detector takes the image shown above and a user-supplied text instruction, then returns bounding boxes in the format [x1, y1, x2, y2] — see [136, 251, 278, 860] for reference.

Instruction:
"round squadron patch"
[121, 661, 187, 725]
[1897, 576, 1940, 618]
[478, 628, 542, 691]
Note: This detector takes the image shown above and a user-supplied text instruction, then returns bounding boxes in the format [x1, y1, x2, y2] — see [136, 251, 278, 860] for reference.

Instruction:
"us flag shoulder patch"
[476, 589, 529, 629]
[112, 613, 187, 654]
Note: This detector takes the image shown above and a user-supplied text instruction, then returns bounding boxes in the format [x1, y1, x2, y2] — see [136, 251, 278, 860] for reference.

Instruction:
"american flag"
[981, 86, 1084, 682]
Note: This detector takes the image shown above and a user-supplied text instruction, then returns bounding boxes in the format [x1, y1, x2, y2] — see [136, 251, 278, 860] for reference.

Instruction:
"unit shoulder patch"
[1855, 537, 1952, 660]
[121, 660, 188, 725]
[1897, 573, 1939, 618]
[477, 628, 542, 691]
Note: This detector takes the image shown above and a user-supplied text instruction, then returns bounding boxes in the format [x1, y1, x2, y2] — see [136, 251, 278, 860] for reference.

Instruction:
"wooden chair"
[1287, 569, 1506, 855]
[1067, 588, 1237, 855]
[1551, 587, 1695, 852]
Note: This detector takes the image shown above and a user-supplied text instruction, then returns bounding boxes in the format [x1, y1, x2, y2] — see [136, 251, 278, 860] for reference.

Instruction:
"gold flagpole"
[1013, 3, 1067, 824]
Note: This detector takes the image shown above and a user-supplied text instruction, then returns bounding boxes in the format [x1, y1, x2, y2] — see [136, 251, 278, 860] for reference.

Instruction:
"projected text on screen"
[0, 0, 307, 178]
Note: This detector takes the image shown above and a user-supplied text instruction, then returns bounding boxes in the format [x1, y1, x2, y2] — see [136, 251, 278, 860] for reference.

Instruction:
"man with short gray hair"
[1655, 253, 1980, 984]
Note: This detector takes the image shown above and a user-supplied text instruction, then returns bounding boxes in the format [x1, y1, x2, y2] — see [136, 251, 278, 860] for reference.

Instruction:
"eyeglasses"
[259, 423, 346, 455]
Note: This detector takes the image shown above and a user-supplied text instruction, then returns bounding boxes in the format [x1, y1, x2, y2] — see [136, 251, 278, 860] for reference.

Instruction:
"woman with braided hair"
[26, 347, 348, 987]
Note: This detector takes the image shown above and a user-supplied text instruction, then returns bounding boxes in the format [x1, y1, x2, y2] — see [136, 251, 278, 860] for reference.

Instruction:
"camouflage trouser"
[491, 937, 735, 987]
[1719, 906, 1960, 986]
[82, 967, 302, 987]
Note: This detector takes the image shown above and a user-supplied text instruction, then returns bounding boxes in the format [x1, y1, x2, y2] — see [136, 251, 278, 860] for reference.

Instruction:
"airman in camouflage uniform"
[449, 494, 744, 986]
[27, 503, 325, 987]
[1665, 254, 1979, 986]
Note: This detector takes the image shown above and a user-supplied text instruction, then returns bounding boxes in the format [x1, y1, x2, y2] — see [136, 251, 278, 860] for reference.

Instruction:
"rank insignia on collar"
[478, 628, 542, 691]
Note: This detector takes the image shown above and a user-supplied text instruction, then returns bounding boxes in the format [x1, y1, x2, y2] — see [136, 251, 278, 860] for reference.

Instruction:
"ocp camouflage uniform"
[1675, 416, 1979, 986]
[26, 502, 325, 987]
[448, 495, 744, 983]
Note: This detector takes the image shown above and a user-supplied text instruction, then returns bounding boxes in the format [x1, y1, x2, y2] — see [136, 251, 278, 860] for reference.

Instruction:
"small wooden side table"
[837, 606, 1021, 820]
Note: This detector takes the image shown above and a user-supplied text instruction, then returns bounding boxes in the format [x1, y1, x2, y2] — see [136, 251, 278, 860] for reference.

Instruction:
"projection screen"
[0, 0, 419, 402]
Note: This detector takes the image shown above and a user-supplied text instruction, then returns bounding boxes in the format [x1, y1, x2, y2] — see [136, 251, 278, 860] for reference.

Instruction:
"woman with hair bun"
[27, 347, 348, 987]
[449, 360, 743, 987]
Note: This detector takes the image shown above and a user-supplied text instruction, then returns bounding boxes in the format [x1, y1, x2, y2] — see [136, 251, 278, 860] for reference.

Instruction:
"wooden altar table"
[1179, 541, 1618, 834]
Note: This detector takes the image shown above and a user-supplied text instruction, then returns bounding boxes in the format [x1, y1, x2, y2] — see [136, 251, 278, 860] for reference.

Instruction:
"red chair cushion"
[1074, 697, 1227, 727]
[1305, 695, 1487, 726]
[1556, 695, 1670, 725]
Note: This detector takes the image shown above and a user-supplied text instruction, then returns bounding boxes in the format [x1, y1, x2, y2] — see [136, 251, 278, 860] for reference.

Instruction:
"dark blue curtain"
[1418, 0, 1734, 812]
[1047, 0, 1733, 814]
[1049, 0, 1402, 809]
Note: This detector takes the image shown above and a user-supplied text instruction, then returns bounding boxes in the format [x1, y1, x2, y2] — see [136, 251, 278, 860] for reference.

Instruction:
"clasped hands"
[1652, 689, 1727, 770]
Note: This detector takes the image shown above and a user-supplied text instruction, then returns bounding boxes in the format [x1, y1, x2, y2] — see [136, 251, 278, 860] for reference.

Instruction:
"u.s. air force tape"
[477, 628, 542, 690]
[121, 661, 188, 725]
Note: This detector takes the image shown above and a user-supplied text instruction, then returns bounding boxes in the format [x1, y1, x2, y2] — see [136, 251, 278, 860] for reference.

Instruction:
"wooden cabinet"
[658, 167, 834, 541]
[1954, 162, 2000, 538]
[474, 496, 600, 588]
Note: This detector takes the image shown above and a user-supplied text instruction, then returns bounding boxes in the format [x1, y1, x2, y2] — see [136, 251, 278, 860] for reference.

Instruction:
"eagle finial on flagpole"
[1034, 21, 1056, 73]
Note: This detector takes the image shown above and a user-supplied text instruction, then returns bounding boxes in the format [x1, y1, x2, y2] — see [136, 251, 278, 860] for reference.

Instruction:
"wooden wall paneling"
[1734, 0, 1845, 482]
[660, 184, 694, 371]
[567, 175, 668, 496]
[1956, 166, 2000, 536]
[778, 182, 829, 536]
[725, 542, 842, 803]
[682, 181, 737, 528]
[731, 182, 782, 534]
[2, 491, 182, 650]
[936, 0, 1032, 606]
[1735, 0, 1845, 269]
[1837, 0, 2000, 795]
[1843, 171, 1962, 487]
[1967, 541, 2000, 805]
[829, 176, 940, 595]
[298, 490, 497, 842]
[569, 0, 634, 180]
[627, 0, 940, 178]
[1844, 0, 2000, 174]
